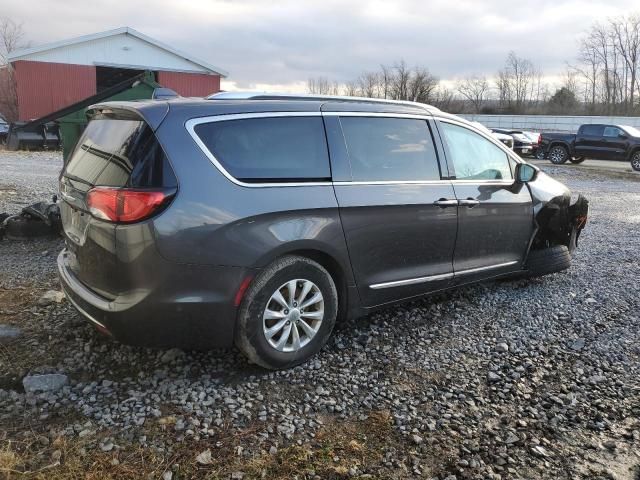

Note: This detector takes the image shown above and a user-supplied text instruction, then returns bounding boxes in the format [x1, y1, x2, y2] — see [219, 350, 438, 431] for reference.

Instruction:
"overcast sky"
[4, 0, 639, 92]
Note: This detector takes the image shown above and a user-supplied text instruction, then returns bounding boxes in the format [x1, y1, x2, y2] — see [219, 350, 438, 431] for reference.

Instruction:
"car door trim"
[369, 260, 520, 289]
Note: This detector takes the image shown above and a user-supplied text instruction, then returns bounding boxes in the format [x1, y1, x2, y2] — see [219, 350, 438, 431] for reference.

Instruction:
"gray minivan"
[58, 93, 588, 369]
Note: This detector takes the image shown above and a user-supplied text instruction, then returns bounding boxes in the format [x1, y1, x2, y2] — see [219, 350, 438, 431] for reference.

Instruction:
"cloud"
[4, 0, 638, 91]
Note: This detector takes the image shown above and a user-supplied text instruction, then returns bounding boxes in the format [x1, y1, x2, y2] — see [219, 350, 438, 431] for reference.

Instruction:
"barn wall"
[13, 60, 96, 121]
[157, 71, 220, 97]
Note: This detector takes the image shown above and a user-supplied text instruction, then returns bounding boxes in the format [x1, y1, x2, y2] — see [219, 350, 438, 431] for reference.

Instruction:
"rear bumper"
[58, 249, 251, 349]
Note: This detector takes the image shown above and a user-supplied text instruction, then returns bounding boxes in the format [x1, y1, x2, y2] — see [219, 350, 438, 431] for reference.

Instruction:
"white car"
[470, 122, 514, 150]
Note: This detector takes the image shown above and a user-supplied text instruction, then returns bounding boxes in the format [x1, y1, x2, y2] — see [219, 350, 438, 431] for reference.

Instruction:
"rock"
[570, 338, 585, 351]
[505, 433, 519, 444]
[38, 290, 65, 306]
[162, 472, 173, 480]
[78, 429, 93, 438]
[196, 449, 212, 465]
[530, 446, 550, 458]
[411, 434, 423, 445]
[603, 440, 616, 450]
[51, 450, 62, 463]
[231, 472, 244, 480]
[100, 442, 114, 452]
[22, 374, 68, 393]
[496, 343, 509, 353]
[0, 324, 21, 344]
[160, 348, 184, 363]
[487, 372, 501, 383]
[269, 446, 278, 455]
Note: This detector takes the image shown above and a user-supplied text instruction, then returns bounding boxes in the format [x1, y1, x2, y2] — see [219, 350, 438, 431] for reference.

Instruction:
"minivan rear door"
[60, 110, 177, 298]
[325, 112, 457, 307]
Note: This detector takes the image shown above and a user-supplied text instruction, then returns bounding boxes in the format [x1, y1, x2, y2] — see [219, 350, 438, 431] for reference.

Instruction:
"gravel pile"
[1, 151, 639, 479]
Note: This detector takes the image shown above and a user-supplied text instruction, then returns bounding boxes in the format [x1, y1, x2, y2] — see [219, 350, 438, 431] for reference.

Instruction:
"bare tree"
[357, 71, 380, 98]
[0, 17, 29, 122]
[494, 51, 539, 113]
[456, 76, 489, 112]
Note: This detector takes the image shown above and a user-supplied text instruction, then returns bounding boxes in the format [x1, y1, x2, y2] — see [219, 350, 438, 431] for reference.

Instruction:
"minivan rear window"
[64, 119, 177, 190]
[193, 116, 331, 183]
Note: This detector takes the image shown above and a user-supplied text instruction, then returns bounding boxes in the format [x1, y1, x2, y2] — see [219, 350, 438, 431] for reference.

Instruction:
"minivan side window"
[339, 117, 440, 181]
[439, 122, 512, 181]
[194, 116, 330, 182]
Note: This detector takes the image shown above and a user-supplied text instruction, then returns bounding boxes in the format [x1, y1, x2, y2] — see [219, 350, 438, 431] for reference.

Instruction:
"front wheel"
[535, 149, 546, 160]
[235, 255, 338, 370]
[631, 151, 640, 171]
[548, 145, 569, 164]
[570, 157, 586, 164]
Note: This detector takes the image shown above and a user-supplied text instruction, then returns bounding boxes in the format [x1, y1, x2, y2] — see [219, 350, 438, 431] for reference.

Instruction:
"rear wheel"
[570, 156, 586, 164]
[631, 151, 640, 171]
[549, 145, 569, 164]
[525, 245, 571, 278]
[235, 255, 338, 370]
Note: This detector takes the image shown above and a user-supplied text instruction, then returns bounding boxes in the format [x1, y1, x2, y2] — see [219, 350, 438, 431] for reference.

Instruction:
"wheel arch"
[254, 243, 356, 322]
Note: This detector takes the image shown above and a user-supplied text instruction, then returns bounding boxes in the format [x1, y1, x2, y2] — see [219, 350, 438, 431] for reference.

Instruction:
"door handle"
[458, 198, 480, 207]
[433, 199, 459, 208]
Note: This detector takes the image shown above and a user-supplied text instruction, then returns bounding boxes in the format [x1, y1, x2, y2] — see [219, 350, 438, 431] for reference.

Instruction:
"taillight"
[86, 187, 175, 223]
[537, 134, 541, 145]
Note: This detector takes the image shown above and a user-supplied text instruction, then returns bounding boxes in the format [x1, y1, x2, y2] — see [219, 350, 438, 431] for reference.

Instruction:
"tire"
[569, 157, 586, 164]
[536, 149, 546, 160]
[525, 245, 572, 278]
[548, 145, 569, 164]
[4, 216, 53, 239]
[235, 255, 338, 370]
[631, 151, 640, 172]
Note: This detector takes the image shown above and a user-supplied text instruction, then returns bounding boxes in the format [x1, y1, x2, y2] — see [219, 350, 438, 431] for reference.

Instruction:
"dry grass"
[0, 410, 399, 480]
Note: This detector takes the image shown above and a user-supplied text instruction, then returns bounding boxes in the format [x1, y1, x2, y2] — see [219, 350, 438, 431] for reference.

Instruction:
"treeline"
[309, 13, 640, 116]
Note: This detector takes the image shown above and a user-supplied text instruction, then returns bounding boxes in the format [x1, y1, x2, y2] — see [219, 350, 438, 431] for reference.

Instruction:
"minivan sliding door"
[325, 114, 457, 307]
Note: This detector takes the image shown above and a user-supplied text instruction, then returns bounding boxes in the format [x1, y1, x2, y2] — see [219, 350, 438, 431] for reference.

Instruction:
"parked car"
[471, 122, 514, 149]
[57, 93, 589, 369]
[541, 124, 640, 171]
[521, 131, 542, 158]
[491, 128, 536, 157]
[0, 115, 9, 144]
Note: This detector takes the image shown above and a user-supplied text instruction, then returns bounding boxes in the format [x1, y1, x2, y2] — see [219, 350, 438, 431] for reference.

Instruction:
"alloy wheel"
[549, 146, 568, 164]
[632, 152, 640, 171]
[262, 279, 324, 352]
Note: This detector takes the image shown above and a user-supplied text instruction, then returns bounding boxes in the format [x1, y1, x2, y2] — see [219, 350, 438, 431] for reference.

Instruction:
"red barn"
[5, 27, 227, 121]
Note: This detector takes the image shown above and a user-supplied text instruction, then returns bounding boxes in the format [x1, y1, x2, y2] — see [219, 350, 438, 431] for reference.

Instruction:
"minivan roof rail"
[206, 91, 441, 113]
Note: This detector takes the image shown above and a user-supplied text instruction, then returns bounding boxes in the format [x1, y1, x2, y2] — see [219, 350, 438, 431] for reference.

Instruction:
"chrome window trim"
[333, 180, 448, 186]
[369, 260, 520, 289]
[185, 112, 333, 188]
[187, 111, 444, 188]
[434, 116, 524, 168]
[323, 111, 432, 120]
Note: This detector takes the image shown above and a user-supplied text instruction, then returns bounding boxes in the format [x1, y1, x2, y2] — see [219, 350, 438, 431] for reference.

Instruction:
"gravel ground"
[0, 150, 639, 479]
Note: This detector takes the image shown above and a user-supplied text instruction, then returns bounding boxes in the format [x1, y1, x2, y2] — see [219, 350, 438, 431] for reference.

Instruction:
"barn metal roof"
[8, 27, 228, 77]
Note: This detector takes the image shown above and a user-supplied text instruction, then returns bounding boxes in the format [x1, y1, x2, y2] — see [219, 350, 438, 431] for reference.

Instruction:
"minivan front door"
[326, 114, 457, 306]
[437, 121, 534, 282]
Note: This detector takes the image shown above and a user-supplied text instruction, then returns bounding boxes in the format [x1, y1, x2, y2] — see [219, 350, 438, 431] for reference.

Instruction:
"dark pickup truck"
[541, 124, 640, 171]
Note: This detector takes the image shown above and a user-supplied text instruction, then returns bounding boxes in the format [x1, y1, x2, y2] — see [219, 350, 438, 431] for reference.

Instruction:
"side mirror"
[515, 163, 538, 183]
[618, 133, 628, 140]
